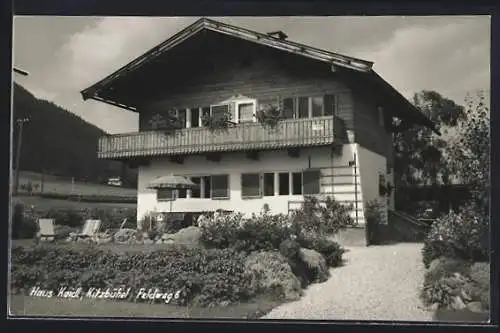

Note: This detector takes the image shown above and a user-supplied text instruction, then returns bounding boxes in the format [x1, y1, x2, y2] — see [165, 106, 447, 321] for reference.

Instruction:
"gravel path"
[263, 243, 434, 321]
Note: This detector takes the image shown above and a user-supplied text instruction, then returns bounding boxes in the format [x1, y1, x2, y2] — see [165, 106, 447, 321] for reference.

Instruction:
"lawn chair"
[73, 219, 102, 241]
[36, 218, 55, 243]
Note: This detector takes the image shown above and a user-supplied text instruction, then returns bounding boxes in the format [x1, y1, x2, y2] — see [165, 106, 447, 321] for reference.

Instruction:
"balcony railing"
[98, 116, 345, 159]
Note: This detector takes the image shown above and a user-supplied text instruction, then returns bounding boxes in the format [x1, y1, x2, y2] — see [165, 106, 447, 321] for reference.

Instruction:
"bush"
[290, 196, 355, 235]
[244, 251, 302, 301]
[421, 258, 471, 308]
[11, 244, 256, 307]
[296, 233, 345, 268]
[469, 262, 490, 310]
[11, 203, 39, 239]
[279, 239, 301, 261]
[365, 199, 386, 245]
[420, 258, 489, 311]
[422, 207, 489, 268]
[200, 212, 294, 253]
[298, 248, 330, 283]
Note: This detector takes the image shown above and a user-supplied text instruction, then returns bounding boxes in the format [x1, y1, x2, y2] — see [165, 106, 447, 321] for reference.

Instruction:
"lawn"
[9, 295, 281, 319]
[12, 195, 136, 211]
[18, 171, 137, 197]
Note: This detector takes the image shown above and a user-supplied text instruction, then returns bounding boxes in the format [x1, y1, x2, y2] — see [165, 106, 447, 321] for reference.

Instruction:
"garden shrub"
[422, 207, 489, 268]
[279, 239, 301, 261]
[420, 258, 471, 308]
[290, 196, 355, 235]
[244, 251, 302, 301]
[11, 244, 256, 308]
[298, 248, 330, 283]
[469, 262, 490, 310]
[11, 203, 39, 239]
[296, 232, 345, 268]
[278, 239, 312, 288]
[200, 212, 293, 253]
[364, 199, 386, 245]
[420, 257, 489, 311]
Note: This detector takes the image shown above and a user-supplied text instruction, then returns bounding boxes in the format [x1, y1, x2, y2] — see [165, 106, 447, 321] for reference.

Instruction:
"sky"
[12, 16, 491, 134]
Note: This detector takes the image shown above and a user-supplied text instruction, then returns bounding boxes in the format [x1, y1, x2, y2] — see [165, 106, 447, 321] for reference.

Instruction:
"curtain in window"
[211, 175, 229, 198]
[238, 103, 254, 123]
[241, 173, 261, 197]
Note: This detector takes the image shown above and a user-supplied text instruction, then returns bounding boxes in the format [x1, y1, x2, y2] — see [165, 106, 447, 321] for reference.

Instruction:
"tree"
[393, 90, 466, 211]
[446, 91, 490, 217]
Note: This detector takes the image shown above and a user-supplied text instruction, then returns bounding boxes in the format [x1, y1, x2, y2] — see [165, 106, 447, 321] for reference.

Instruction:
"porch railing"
[98, 115, 345, 159]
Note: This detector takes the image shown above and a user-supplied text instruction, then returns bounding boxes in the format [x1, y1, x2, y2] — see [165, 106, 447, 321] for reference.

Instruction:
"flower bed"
[11, 244, 257, 308]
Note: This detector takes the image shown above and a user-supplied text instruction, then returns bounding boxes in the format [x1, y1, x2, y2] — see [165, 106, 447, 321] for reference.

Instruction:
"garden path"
[262, 243, 434, 321]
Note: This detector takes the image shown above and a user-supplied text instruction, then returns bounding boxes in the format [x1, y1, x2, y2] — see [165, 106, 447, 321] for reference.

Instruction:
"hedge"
[38, 192, 136, 203]
[11, 244, 258, 307]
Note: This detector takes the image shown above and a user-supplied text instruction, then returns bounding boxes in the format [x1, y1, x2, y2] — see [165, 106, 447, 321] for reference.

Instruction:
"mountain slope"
[12, 83, 137, 187]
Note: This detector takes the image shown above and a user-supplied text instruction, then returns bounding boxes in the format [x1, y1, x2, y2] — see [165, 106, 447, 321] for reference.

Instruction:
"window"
[177, 109, 187, 128]
[190, 177, 201, 198]
[157, 188, 174, 201]
[211, 175, 230, 199]
[281, 94, 337, 119]
[211, 104, 229, 119]
[190, 108, 200, 127]
[292, 172, 303, 195]
[283, 98, 295, 119]
[241, 173, 261, 198]
[324, 94, 336, 116]
[278, 172, 290, 195]
[303, 170, 321, 195]
[201, 106, 211, 117]
[297, 97, 309, 119]
[263, 173, 275, 196]
[202, 176, 211, 198]
[178, 188, 187, 198]
[238, 102, 255, 123]
[311, 96, 324, 117]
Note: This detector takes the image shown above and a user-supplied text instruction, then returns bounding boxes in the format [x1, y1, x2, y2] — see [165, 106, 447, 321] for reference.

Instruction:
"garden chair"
[36, 218, 55, 243]
[74, 219, 102, 240]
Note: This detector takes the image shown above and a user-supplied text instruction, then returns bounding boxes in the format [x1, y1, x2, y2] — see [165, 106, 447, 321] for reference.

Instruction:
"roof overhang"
[369, 71, 441, 135]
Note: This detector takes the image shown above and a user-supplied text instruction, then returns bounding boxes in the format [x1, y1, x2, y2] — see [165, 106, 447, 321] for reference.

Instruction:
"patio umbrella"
[146, 174, 199, 214]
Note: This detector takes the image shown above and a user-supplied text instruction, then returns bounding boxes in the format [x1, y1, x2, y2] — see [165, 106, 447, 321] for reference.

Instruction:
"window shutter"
[303, 170, 321, 195]
[228, 102, 236, 123]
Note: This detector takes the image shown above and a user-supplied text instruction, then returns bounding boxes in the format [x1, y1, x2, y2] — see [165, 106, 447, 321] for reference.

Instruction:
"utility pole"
[12, 66, 30, 195]
[13, 118, 30, 195]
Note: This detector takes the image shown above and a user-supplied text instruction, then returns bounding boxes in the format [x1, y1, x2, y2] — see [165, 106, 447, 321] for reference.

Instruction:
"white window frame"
[211, 174, 230, 200]
[241, 172, 262, 199]
[235, 99, 257, 123]
[282, 95, 337, 120]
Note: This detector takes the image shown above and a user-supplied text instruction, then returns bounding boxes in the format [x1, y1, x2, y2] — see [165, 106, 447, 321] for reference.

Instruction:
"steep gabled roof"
[81, 18, 374, 101]
[80, 17, 439, 134]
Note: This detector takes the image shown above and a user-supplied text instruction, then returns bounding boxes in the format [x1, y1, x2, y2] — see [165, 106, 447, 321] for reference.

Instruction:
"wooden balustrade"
[98, 116, 345, 159]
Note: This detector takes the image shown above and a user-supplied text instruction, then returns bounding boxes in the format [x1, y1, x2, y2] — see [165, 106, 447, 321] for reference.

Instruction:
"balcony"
[98, 116, 346, 159]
